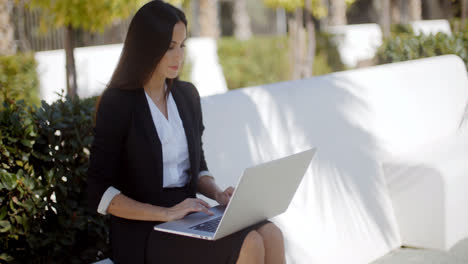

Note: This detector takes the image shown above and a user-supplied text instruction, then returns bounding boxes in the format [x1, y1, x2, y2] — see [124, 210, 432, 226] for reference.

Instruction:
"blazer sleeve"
[87, 88, 133, 213]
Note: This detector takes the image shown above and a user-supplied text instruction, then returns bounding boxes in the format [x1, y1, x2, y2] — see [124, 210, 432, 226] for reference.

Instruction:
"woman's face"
[155, 21, 187, 80]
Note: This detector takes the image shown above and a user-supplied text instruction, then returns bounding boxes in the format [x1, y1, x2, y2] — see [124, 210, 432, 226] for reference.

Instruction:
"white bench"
[199, 55, 468, 263]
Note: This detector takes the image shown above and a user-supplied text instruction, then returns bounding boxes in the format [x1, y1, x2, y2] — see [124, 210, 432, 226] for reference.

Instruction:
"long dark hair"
[94, 1, 187, 123]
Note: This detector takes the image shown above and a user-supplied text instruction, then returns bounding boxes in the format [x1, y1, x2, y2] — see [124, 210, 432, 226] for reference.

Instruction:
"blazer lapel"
[135, 88, 163, 189]
[172, 84, 197, 179]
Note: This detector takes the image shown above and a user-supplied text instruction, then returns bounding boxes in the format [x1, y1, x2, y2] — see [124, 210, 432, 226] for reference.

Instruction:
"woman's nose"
[175, 47, 184, 60]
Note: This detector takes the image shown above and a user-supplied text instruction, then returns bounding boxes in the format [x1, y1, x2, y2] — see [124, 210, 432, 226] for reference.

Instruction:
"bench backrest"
[200, 55, 468, 263]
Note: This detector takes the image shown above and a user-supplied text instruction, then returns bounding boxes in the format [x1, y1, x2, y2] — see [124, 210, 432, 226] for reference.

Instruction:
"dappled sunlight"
[383, 162, 446, 248]
[201, 72, 401, 263]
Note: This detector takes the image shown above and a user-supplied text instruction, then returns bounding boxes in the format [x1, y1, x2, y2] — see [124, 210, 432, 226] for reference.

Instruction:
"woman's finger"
[186, 200, 213, 215]
[195, 198, 211, 208]
[219, 193, 229, 205]
[194, 202, 214, 215]
[226, 187, 235, 197]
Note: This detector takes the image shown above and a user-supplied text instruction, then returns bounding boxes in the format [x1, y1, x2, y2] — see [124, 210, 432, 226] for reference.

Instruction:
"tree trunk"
[462, 0, 468, 26]
[393, 0, 421, 23]
[64, 25, 77, 98]
[391, 0, 401, 24]
[289, 8, 305, 80]
[329, 0, 347, 26]
[190, 0, 200, 37]
[0, 0, 16, 55]
[199, 0, 219, 38]
[408, 0, 422, 21]
[374, 0, 391, 38]
[14, 1, 30, 51]
[276, 8, 287, 35]
[233, 0, 252, 40]
[320, 0, 329, 28]
[304, 0, 315, 78]
[425, 0, 444, 19]
[400, 0, 409, 24]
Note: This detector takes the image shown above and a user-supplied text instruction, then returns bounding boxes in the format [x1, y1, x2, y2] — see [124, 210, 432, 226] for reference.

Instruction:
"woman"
[87, 1, 285, 263]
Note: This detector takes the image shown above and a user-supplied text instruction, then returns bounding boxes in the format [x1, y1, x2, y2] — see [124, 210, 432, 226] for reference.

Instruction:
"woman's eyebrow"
[171, 39, 187, 45]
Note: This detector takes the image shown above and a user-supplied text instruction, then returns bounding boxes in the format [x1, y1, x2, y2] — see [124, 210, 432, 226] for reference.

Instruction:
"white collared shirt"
[96, 86, 212, 215]
[145, 89, 190, 188]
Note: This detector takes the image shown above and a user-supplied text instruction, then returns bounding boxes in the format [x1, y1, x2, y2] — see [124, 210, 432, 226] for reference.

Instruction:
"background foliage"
[217, 34, 345, 90]
[25, 0, 146, 33]
[377, 30, 468, 70]
[0, 95, 109, 263]
[0, 53, 40, 107]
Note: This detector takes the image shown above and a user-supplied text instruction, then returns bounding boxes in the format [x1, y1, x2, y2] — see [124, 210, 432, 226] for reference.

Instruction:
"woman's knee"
[243, 230, 265, 252]
[257, 223, 284, 242]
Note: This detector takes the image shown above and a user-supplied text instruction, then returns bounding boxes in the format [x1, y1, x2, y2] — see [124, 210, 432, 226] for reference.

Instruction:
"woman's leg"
[256, 223, 285, 264]
[236, 230, 265, 264]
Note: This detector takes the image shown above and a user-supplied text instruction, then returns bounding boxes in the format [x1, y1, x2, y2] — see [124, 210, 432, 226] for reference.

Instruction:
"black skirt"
[144, 187, 270, 264]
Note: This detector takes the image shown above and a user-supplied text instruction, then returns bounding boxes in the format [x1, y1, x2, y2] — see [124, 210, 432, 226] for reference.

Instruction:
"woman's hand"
[165, 198, 214, 222]
[214, 187, 235, 206]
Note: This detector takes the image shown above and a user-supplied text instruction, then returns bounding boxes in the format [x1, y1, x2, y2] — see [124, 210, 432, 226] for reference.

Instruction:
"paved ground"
[372, 238, 468, 264]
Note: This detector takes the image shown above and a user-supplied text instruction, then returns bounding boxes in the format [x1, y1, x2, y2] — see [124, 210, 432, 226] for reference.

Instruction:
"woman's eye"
[181, 44, 186, 48]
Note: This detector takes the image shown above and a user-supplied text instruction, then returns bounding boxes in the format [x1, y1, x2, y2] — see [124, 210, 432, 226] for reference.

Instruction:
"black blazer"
[87, 80, 209, 263]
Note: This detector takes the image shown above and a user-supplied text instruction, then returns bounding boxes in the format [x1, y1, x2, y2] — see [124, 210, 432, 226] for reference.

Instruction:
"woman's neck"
[144, 74, 166, 100]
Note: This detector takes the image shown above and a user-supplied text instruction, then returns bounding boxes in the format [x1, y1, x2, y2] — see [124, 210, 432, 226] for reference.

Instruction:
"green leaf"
[0, 206, 7, 220]
[0, 220, 11, 232]
[20, 139, 34, 148]
[0, 253, 14, 262]
[7, 136, 18, 143]
[0, 170, 18, 190]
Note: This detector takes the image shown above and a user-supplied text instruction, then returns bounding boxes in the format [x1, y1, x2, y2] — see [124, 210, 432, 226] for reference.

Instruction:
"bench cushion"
[384, 128, 468, 250]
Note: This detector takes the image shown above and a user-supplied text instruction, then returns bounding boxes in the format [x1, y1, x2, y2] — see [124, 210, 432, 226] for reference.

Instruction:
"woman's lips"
[169, 66, 179, 71]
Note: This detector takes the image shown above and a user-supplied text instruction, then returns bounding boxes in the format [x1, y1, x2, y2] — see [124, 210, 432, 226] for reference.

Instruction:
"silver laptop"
[154, 148, 316, 240]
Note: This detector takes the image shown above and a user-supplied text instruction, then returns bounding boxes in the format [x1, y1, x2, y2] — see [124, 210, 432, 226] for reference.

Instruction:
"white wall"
[327, 23, 383, 68]
[410, 19, 452, 36]
[327, 20, 453, 69]
[35, 38, 228, 104]
[185, 37, 228, 96]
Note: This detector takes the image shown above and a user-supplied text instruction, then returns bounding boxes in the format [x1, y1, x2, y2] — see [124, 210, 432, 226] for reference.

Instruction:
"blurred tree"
[0, 0, 16, 55]
[233, 0, 252, 40]
[199, 0, 219, 37]
[408, 0, 422, 21]
[391, 0, 421, 24]
[329, 0, 347, 25]
[23, 0, 146, 98]
[425, 0, 445, 19]
[463, 0, 468, 25]
[374, 0, 391, 37]
[263, 0, 327, 79]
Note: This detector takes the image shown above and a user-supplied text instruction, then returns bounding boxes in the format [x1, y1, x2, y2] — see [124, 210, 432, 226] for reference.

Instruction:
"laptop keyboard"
[189, 216, 222, 233]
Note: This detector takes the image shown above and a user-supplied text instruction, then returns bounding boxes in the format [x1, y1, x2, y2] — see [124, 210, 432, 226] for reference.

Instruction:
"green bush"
[217, 36, 291, 90]
[0, 99, 42, 263]
[0, 53, 40, 107]
[450, 18, 468, 33]
[390, 23, 415, 36]
[376, 31, 468, 70]
[0, 95, 109, 263]
[217, 34, 345, 90]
